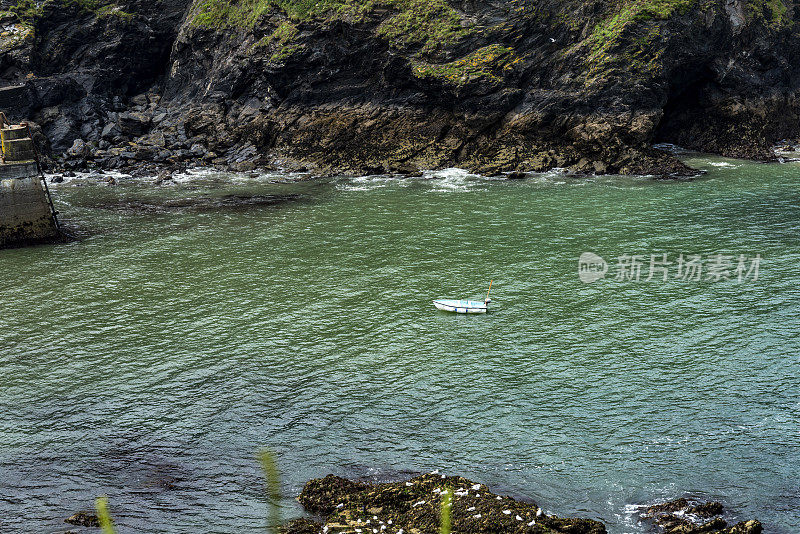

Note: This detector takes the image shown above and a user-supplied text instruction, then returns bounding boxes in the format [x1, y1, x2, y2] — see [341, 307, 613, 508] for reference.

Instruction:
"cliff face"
[2, 0, 799, 176]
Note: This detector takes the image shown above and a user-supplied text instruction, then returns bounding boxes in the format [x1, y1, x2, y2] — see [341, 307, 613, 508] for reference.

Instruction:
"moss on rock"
[584, 0, 694, 78]
[411, 44, 517, 86]
[377, 0, 473, 54]
[3, 0, 133, 29]
[290, 473, 607, 534]
[191, 0, 472, 56]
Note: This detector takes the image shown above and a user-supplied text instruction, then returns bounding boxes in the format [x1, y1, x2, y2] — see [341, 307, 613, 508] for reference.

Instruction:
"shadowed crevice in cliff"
[653, 66, 787, 161]
[653, 68, 721, 153]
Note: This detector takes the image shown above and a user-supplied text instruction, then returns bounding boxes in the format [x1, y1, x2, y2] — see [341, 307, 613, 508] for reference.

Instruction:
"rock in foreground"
[643, 498, 762, 534]
[65, 510, 100, 526]
[287, 473, 606, 534]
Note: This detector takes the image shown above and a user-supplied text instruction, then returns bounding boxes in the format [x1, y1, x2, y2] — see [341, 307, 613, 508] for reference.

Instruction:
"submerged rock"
[65, 511, 99, 527]
[89, 194, 302, 214]
[154, 169, 173, 185]
[288, 473, 606, 534]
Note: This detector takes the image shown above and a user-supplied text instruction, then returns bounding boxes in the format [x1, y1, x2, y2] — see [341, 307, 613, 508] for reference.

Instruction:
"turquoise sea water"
[0, 156, 798, 533]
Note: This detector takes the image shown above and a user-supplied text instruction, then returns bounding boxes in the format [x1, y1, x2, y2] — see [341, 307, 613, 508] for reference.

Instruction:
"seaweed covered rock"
[64, 510, 100, 527]
[291, 473, 606, 534]
[643, 498, 762, 534]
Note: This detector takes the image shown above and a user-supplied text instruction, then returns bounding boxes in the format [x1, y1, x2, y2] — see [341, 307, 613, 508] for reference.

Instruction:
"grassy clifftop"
[186, 0, 795, 88]
[585, 0, 694, 72]
[1, 0, 133, 32]
[191, 0, 473, 56]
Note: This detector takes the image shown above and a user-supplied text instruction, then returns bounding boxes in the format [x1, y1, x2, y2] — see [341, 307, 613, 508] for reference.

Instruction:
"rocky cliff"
[1, 0, 799, 176]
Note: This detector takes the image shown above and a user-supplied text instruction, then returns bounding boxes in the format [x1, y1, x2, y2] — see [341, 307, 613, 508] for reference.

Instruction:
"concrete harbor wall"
[0, 162, 60, 248]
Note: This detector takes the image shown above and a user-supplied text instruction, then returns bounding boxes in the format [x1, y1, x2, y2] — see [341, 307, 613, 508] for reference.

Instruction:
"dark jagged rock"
[291, 473, 606, 534]
[643, 498, 762, 534]
[690, 502, 726, 518]
[3, 0, 800, 176]
[64, 511, 100, 526]
[281, 518, 323, 534]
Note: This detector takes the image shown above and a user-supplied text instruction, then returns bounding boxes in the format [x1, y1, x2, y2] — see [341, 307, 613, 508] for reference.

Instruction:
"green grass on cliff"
[191, 0, 388, 28]
[412, 44, 517, 85]
[584, 0, 794, 79]
[588, 0, 694, 54]
[191, 0, 364, 29]
[748, 0, 791, 27]
[3, 0, 42, 25]
[250, 19, 300, 61]
[192, 0, 472, 56]
[377, 0, 473, 54]
[2, 0, 132, 28]
[584, 0, 694, 78]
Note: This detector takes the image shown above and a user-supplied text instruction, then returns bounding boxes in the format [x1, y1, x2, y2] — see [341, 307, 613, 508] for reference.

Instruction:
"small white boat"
[433, 299, 490, 314]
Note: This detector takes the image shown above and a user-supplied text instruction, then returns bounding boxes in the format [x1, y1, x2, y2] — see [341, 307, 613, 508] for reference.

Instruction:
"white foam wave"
[335, 167, 613, 193]
[424, 168, 486, 193]
[335, 174, 411, 192]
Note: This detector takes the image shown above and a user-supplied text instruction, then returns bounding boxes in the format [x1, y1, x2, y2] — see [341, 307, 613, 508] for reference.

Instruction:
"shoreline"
[43, 148, 791, 187]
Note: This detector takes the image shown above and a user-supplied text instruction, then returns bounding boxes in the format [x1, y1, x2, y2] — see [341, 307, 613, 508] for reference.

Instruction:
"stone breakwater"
[283, 473, 763, 534]
[0, 161, 60, 248]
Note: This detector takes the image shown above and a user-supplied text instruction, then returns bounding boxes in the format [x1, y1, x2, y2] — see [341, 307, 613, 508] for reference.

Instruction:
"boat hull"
[433, 299, 488, 314]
